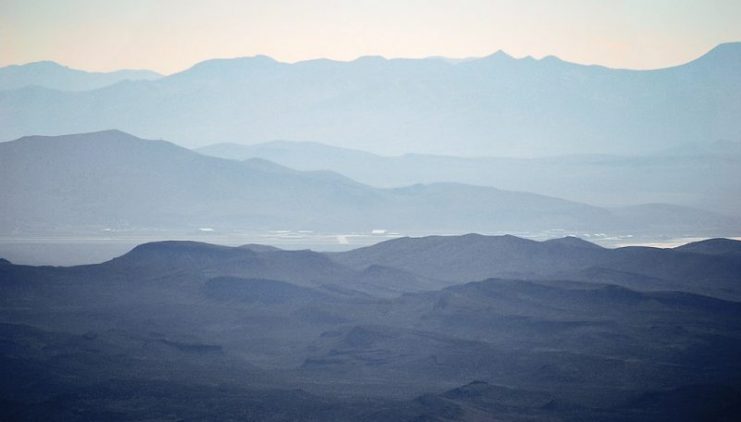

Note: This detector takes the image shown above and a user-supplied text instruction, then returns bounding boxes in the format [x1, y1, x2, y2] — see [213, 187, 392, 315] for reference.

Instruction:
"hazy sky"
[2, 0, 741, 74]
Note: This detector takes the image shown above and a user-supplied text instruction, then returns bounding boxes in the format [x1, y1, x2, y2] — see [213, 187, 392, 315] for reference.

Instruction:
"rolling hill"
[331, 234, 741, 301]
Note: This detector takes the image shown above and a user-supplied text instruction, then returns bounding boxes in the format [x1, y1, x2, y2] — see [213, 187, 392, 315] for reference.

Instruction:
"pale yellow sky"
[1, 0, 740, 74]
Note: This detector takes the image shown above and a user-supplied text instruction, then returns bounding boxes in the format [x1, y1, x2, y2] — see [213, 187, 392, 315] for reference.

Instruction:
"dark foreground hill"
[331, 234, 741, 301]
[675, 238, 741, 257]
[1, 130, 739, 238]
[1, 235, 741, 420]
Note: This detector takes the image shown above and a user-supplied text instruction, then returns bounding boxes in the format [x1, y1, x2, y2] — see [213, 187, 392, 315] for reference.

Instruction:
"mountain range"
[2, 130, 739, 239]
[197, 138, 741, 214]
[3, 35, 741, 422]
[0, 61, 161, 91]
[1, 43, 740, 156]
[2, 235, 741, 420]
[331, 233, 741, 301]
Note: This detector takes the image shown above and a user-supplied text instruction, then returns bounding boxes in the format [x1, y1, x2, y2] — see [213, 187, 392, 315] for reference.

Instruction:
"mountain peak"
[238, 244, 282, 253]
[173, 55, 281, 79]
[479, 50, 515, 62]
[352, 55, 388, 64]
[109, 241, 256, 270]
[13, 129, 137, 144]
[76, 128, 138, 138]
[121, 240, 237, 257]
[16, 60, 66, 70]
[544, 236, 603, 249]
[705, 41, 741, 56]
[687, 41, 741, 67]
[11, 130, 155, 150]
[675, 238, 741, 256]
[491, 50, 513, 58]
[199, 55, 278, 66]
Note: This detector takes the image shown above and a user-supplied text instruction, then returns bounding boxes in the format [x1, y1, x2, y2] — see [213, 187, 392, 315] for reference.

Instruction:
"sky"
[1, 0, 741, 74]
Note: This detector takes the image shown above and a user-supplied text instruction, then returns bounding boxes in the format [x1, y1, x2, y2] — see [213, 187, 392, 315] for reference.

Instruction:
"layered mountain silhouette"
[2, 130, 739, 238]
[198, 138, 741, 214]
[2, 42, 740, 420]
[112, 240, 444, 296]
[1, 43, 740, 156]
[0, 61, 161, 91]
[5, 234, 738, 300]
[332, 234, 741, 301]
[1, 235, 741, 420]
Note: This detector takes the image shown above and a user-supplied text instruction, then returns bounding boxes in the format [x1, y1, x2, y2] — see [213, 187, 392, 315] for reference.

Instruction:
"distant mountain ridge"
[4, 131, 739, 239]
[0, 61, 161, 91]
[197, 138, 741, 213]
[1, 43, 740, 156]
